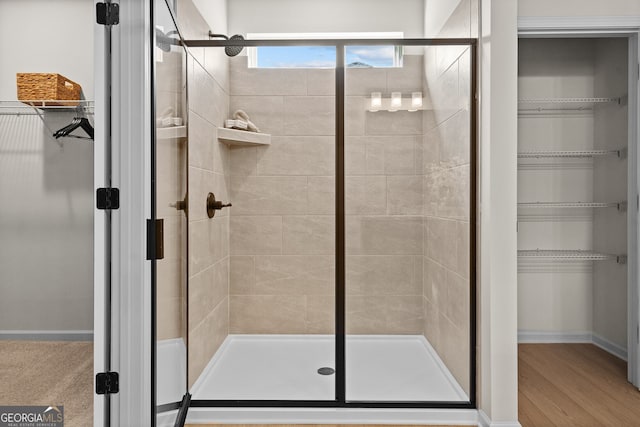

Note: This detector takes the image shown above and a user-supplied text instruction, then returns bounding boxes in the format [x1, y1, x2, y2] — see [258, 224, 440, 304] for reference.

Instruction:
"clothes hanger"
[53, 117, 94, 140]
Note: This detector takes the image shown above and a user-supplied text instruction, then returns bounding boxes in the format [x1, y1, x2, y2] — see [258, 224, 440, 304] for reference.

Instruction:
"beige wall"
[177, 0, 231, 388]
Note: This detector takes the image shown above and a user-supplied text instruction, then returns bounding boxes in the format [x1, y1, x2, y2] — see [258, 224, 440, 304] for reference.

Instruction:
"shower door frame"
[181, 37, 478, 410]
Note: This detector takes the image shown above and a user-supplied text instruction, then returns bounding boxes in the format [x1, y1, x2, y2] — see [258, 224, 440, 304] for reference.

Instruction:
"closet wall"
[0, 0, 94, 336]
[517, 38, 628, 355]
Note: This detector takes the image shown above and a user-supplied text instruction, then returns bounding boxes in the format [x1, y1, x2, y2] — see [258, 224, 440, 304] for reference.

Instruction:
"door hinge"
[96, 2, 119, 26]
[147, 219, 165, 260]
[96, 372, 119, 395]
[96, 188, 120, 210]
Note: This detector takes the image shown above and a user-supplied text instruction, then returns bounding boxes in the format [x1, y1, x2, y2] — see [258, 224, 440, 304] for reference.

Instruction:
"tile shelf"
[217, 127, 271, 146]
[157, 125, 187, 140]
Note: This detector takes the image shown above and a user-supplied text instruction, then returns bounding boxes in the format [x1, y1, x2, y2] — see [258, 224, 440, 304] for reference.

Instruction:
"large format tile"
[345, 67, 387, 96]
[230, 216, 283, 255]
[307, 176, 335, 215]
[188, 111, 215, 170]
[425, 217, 457, 271]
[233, 255, 335, 296]
[387, 176, 423, 215]
[229, 295, 307, 334]
[346, 176, 387, 215]
[346, 295, 423, 334]
[444, 270, 470, 331]
[347, 216, 423, 255]
[282, 215, 335, 255]
[230, 176, 308, 215]
[387, 55, 424, 93]
[230, 56, 307, 96]
[365, 110, 422, 136]
[306, 295, 334, 334]
[283, 96, 335, 136]
[346, 255, 421, 296]
[229, 146, 258, 176]
[345, 137, 384, 175]
[438, 109, 471, 167]
[257, 136, 334, 176]
[189, 217, 224, 275]
[307, 69, 334, 96]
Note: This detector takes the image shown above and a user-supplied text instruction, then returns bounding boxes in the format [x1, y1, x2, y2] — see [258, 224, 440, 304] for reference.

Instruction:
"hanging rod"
[518, 149, 623, 159]
[518, 201, 626, 210]
[518, 249, 626, 264]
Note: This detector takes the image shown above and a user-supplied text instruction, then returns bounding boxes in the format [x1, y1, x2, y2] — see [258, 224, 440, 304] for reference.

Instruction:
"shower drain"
[317, 367, 335, 375]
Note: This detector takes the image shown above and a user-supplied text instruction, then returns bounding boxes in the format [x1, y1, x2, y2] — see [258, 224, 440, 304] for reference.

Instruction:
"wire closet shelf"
[0, 100, 94, 114]
[518, 249, 627, 264]
[517, 97, 621, 113]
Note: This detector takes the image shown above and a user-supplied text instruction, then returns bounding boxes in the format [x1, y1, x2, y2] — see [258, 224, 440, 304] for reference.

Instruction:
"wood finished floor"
[519, 343, 640, 427]
[0, 341, 93, 427]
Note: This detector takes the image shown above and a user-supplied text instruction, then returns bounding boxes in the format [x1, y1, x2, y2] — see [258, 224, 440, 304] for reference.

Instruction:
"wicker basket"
[16, 73, 82, 106]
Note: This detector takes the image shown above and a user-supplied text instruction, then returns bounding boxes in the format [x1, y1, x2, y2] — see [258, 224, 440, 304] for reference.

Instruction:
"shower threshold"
[189, 334, 468, 402]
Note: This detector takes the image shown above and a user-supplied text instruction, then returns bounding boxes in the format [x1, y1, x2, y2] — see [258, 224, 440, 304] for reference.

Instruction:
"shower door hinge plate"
[147, 218, 165, 260]
[96, 188, 120, 210]
[96, 372, 119, 395]
[96, 2, 119, 26]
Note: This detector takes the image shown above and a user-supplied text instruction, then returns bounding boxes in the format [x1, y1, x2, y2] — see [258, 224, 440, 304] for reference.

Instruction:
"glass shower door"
[185, 43, 337, 402]
[154, 0, 188, 417]
[344, 42, 474, 403]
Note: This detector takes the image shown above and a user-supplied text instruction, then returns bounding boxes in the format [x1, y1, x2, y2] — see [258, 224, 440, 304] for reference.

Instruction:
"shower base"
[190, 334, 467, 402]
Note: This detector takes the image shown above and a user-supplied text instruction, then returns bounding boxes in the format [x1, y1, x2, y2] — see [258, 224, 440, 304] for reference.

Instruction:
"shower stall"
[153, 0, 476, 421]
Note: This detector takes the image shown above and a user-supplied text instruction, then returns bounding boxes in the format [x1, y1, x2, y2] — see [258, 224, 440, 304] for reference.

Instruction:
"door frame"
[517, 15, 640, 388]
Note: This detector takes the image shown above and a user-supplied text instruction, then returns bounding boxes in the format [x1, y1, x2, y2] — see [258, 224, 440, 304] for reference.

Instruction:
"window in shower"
[247, 32, 404, 68]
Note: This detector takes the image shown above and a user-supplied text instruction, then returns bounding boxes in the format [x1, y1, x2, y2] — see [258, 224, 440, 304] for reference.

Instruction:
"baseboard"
[592, 333, 627, 361]
[518, 330, 592, 343]
[0, 330, 93, 341]
[478, 410, 522, 427]
[518, 330, 627, 361]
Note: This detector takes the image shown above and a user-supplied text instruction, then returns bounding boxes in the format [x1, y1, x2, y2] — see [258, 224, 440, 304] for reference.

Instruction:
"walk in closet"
[517, 37, 635, 364]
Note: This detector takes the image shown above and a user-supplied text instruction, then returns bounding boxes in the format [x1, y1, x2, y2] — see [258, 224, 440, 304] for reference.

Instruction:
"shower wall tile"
[386, 176, 423, 215]
[229, 96, 284, 135]
[230, 176, 308, 215]
[307, 176, 335, 215]
[425, 217, 457, 271]
[387, 55, 424, 93]
[229, 295, 307, 334]
[438, 109, 470, 168]
[189, 217, 225, 275]
[283, 96, 335, 136]
[306, 69, 334, 96]
[444, 270, 470, 332]
[345, 137, 385, 176]
[230, 255, 334, 296]
[204, 48, 230, 93]
[306, 296, 335, 334]
[230, 56, 307, 96]
[423, 28, 472, 397]
[282, 215, 335, 255]
[257, 136, 335, 176]
[229, 256, 255, 292]
[188, 298, 228, 388]
[346, 97, 366, 136]
[346, 295, 423, 334]
[346, 176, 387, 215]
[157, 296, 182, 341]
[188, 111, 215, 171]
[230, 215, 283, 255]
[189, 260, 228, 333]
[384, 136, 421, 175]
[345, 67, 387, 96]
[230, 146, 258, 176]
[346, 255, 422, 296]
[190, 62, 229, 126]
[347, 216, 423, 255]
[365, 110, 423, 136]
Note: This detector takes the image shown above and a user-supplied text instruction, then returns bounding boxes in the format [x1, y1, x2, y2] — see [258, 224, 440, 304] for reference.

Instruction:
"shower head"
[208, 31, 245, 57]
[225, 34, 245, 57]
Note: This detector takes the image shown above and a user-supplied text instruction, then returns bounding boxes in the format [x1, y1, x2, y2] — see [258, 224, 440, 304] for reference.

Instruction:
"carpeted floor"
[0, 341, 93, 427]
